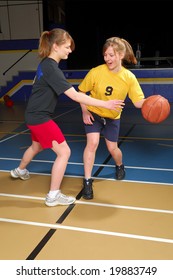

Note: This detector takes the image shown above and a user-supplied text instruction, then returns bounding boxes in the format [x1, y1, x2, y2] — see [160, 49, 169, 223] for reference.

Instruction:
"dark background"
[43, 0, 173, 69]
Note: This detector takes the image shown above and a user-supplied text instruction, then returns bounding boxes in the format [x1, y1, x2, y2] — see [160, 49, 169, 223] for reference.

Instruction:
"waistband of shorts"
[89, 111, 119, 121]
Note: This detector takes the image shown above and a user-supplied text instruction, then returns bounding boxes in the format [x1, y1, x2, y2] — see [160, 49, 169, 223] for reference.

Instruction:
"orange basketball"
[141, 95, 170, 123]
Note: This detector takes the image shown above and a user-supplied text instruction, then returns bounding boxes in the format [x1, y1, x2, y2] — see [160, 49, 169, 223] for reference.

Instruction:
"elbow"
[134, 99, 145, 108]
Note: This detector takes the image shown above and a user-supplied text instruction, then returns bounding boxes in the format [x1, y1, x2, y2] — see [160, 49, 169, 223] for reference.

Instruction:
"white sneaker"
[45, 191, 76, 207]
[10, 168, 30, 180]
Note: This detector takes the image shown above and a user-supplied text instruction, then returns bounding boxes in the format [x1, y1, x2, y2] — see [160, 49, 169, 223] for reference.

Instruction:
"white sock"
[17, 167, 27, 175]
[48, 190, 60, 198]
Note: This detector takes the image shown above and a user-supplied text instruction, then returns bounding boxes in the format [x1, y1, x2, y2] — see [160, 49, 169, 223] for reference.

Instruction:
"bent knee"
[52, 140, 71, 158]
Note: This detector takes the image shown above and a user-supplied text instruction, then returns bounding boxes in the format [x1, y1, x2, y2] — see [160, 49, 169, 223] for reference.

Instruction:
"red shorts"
[27, 120, 65, 149]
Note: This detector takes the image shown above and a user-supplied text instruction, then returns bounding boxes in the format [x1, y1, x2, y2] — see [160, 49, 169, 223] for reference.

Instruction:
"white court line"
[1, 157, 173, 172]
[0, 129, 29, 143]
[0, 217, 173, 244]
[0, 192, 173, 215]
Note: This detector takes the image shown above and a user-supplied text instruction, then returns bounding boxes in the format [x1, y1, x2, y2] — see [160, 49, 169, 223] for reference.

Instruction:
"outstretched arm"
[64, 87, 125, 110]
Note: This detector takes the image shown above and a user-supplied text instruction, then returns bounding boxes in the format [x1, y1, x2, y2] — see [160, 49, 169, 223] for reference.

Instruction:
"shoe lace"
[59, 193, 67, 199]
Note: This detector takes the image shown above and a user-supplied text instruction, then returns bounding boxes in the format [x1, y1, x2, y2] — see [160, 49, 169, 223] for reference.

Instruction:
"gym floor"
[0, 100, 173, 261]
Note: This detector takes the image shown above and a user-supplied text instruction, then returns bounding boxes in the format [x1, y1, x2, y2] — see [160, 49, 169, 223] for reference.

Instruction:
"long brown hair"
[102, 37, 137, 65]
[38, 28, 75, 58]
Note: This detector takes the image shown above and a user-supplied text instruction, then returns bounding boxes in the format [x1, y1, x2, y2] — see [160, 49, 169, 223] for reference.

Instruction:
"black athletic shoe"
[116, 164, 125, 180]
[82, 178, 93, 199]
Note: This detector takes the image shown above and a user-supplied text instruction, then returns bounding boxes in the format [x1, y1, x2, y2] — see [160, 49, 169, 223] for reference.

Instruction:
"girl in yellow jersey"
[78, 37, 145, 199]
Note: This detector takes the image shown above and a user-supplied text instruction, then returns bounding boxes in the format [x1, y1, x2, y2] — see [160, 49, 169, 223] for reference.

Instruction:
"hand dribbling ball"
[141, 95, 170, 123]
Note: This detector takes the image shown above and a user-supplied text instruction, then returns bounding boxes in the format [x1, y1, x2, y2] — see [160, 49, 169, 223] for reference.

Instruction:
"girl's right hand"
[82, 110, 95, 125]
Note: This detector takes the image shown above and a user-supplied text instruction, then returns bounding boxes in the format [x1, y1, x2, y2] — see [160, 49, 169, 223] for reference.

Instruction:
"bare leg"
[83, 132, 100, 178]
[105, 139, 125, 180]
[50, 140, 71, 191]
[19, 141, 43, 170]
[45, 140, 75, 206]
[105, 139, 123, 166]
[82, 133, 100, 199]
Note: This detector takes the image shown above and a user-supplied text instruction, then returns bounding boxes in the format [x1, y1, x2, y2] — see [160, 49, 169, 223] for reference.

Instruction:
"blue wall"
[1, 67, 173, 102]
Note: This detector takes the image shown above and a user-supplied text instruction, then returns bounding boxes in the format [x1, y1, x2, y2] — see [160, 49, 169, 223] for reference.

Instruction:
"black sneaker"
[116, 164, 125, 180]
[82, 178, 93, 199]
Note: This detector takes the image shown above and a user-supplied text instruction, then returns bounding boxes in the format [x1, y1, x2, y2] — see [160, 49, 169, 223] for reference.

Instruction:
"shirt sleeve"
[128, 73, 145, 103]
[78, 68, 95, 93]
[42, 60, 72, 95]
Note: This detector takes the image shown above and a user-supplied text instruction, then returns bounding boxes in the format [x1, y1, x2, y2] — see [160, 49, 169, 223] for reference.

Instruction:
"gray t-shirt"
[25, 57, 72, 125]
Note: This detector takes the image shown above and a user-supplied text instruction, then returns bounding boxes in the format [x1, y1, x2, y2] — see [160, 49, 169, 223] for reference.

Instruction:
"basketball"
[141, 95, 170, 123]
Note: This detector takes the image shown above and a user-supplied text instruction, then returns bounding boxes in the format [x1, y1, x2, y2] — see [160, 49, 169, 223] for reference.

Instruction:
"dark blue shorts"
[84, 112, 120, 142]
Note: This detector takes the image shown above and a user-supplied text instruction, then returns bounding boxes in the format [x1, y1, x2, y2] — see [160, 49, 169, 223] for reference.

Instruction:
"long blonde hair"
[38, 28, 75, 58]
[102, 37, 137, 65]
